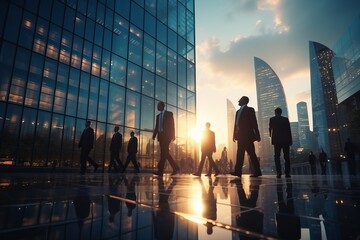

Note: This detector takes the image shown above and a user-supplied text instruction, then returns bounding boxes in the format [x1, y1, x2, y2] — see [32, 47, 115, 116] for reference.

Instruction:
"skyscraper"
[296, 101, 312, 150]
[254, 57, 288, 169]
[0, 0, 196, 169]
[226, 98, 236, 164]
[309, 41, 341, 158]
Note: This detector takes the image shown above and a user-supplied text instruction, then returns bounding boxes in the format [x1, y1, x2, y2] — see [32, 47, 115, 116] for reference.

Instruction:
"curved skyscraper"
[309, 41, 341, 158]
[254, 57, 288, 169]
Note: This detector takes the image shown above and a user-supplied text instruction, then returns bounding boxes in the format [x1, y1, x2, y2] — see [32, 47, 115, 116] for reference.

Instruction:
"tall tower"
[296, 102, 312, 149]
[309, 41, 342, 157]
[226, 99, 237, 164]
[0, 0, 196, 169]
[254, 57, 288, 168]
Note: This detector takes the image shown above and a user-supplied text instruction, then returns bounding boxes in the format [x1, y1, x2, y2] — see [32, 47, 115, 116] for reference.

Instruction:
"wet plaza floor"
[0, 172, 359, 240]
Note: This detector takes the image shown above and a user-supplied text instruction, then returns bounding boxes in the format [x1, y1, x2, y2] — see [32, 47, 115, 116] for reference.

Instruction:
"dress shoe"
[250, 173, 262, 177]
[192, 173, 201, 177]
[205, 173, 211, 177]
[230, 172, 241, 177]
[153, 172, 163, 177]
[214, 172, 220, 177]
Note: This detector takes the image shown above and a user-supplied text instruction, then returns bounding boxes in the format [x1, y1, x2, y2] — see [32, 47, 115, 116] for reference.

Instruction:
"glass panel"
[98, 79, 108, 122]
[39, 58, 57, 110]
[156, 42, 166, 78]
[46, 24, 61, 60]
[125, 91, 140, 129]
[54, 63, 68, 114]
[82, 40, 93, 73]
[168, 29, 177, 51]
[64, 6, 75, 32]
[167, 82, 177, 107]
[108, 83, 125, 125]
[143, 34, 155, 72]
[49, 114, 64, 167]
[167, 48, 177, 83]
[18, 108, 36, 166]
[168, 0, 177, 32]
[60, 30, 72, 64]
[157, 0, 167, 24]
[94, 23, 104, 47]
[178, 55, 186, 88]
[101, 49, 111, 80]
[140, 96, 154, 130]
[74, 118, 86, 168]
[75, 13, 85, 36]
[110, 54, 127, 86]
[187, 43, 195, 63]
[178, 35, 186, 58]
[19, 11, 36, 50]
[33, 111, 51, 167]
[92, 45, 102, 76]
[129, 25, 143, 66]
[0, 42, 16, 102]
[127, 62, 141, 92]
[187, 61, 195, 91]
[1, 104, 22, 165]
[138, 131, 154, 168]
[142, 69, 154, 97]
[178, 86, 186, 110]
[155, 76, 166, 102]
[4, 4, 22, 43]
[66, 68, 80, 116]
[115, 0, 130, 19]
[131, 2, 144, 29]
[178, 2, 186, 37]
[186, 9, 195, 44]
[62, 116, 75, 167]
[71, 36, 83, 69]
[145, 0, 156, 16]
[94, 122, 105, 168]
[105, 7, 114, 30]
[39, 0, 52, 20]
[85, 18, 95, 42]
[177, 109, 187, 147]
[25, 53, 43, 107]
[144, 12, 156, 37]
[87, 0, 97, 20]
[33, 18, 49, 55]
[187, 90, 195, 113]
[88, 76, 99, 120]
[112, 15, 128, 58]
[157, 21, 167, 44]
[96, 2, 105, 25]
[51, 0, 65, 26]
[103, 28, 112, 51]
[77, 72, 90, 119]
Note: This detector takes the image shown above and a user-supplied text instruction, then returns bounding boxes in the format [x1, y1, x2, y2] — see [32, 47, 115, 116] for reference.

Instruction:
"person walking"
[152, 101, 180, 177]
[318, 149, 327, 175]
[109, 126, 124, 173]
[123, 131, 140, 173]
[308, 151, 317, 175]
[231, 96, 262, 178]
[78, 120, 99, 174]
[193, 122, 220, 177]
[269, 107, 292, 178]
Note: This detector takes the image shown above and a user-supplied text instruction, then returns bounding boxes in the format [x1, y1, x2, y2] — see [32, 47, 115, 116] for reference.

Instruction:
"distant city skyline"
[195, 0, 360, 147]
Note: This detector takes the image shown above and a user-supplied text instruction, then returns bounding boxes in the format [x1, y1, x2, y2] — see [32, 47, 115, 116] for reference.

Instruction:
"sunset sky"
[194, 0, 360, 147]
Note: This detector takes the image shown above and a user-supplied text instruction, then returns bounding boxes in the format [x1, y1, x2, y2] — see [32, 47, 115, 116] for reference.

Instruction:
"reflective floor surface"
[0, 172, 359, 240]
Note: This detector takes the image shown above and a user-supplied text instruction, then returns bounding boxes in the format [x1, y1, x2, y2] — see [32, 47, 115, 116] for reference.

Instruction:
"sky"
[194, 0, 360, 147]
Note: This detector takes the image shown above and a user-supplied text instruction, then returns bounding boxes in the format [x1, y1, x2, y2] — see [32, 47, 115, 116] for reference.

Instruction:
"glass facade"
[309, 41, 341, 158]
[254, 57, 288, 168]
[0, 0, 197, 170]
[296, 101, 312, 150]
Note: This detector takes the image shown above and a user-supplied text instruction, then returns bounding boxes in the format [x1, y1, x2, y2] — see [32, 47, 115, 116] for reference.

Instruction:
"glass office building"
[254, 57, 288, 168]
[309, 41, 341, 158]
[296, 101, 312, 150]
[0, 0, 196, 170]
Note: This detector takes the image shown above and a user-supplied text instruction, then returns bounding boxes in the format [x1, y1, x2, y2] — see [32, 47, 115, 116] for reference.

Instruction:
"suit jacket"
[78, 127, 94, 150]
[201, 129, 216, 153]
[153, 111, 175, 142]
[127, 136, 138, 153]
[269, 115, 292, 146]
[233, 106, 260, 143]
[110, 132, 122, 152]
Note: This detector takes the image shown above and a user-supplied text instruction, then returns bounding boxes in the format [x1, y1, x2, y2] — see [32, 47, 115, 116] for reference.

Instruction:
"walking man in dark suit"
[231, 96, 262, 178]
[109, 126, 124, 173]
[193, 122, 220, 177]
[123, 131, 140, 173]
[78, 120, 99, 174]
[152, 101, 180, 177]
[269, 107, 292, 178]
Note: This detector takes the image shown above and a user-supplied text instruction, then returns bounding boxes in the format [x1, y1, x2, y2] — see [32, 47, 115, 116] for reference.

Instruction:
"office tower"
[309, 41, 341, 158]
[332, 15, 360, 148]
[0, 0, 196, 169]
[226, 99, 237, 164]
[290, 122, 300, 150]
[296, 101, 312, 150]
[254, 57, 289, 169]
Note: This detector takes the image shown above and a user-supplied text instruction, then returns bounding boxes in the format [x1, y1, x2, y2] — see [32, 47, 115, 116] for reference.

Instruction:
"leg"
[283, 145, 290, 176]
[234, 141, 246, 176]
[163, 140, 179, 172]
[274, 145, 282, 176]
[246, 142, 261, 176]
[115, 151, 124, 170]
[196, 153, 207, 174]
[80, 149, 88, 173]
[123, 155, 131, 171]
[208, 155, 220, 175]
[158, 141, 168, 174]
[130, 153, 140, 172]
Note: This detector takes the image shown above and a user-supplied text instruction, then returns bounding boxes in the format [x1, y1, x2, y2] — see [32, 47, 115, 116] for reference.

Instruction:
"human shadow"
[199, 177, 218, 235]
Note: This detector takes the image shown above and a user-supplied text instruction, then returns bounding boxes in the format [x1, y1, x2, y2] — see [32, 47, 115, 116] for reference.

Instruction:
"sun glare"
[189, 127, 202, 143]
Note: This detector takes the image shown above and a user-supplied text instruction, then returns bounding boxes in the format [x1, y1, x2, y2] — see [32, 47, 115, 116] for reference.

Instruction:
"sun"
[189, 127, 202, 143]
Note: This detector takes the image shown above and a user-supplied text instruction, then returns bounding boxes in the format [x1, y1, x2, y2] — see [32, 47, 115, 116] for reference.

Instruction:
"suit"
[232, 106, 262, 176]
[153, 111, 179, 174]
[269, 115, 292, 176]
[124, 136, 140, 172]
[78, 127, 98, 173]
[196, 129, 220, 175]
[109, 132, 124, 172]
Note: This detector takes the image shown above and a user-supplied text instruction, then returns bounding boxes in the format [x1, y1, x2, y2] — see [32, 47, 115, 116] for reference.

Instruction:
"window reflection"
[140, 96, 154, 130]
[33, 111, 51, 167]
[129, 25, 143, 66]
[108, 83, 125, 125]
[127, 62, 141, 92]
[126, 91, 140, 129]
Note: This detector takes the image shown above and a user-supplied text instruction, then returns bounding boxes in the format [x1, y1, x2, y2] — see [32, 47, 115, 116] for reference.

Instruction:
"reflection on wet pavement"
[0, 173, 359, 239]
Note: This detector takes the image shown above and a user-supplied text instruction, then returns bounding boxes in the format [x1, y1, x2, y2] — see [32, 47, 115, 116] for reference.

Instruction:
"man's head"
[205, 122, 211, 129]
[86, 120, 91, 127]
[130, 131, 135, 137]
[157, 101, 165, 111]
[275, 107, 282, 116]
[114, 126, 119, 132]
[238, 96, 249, 106]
